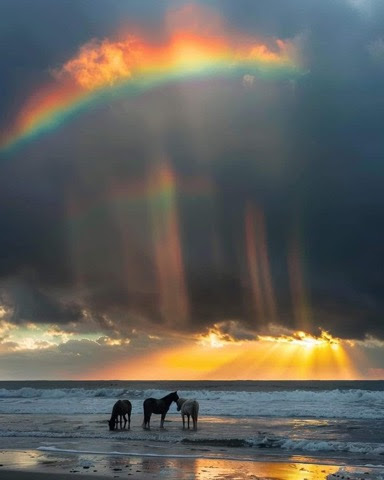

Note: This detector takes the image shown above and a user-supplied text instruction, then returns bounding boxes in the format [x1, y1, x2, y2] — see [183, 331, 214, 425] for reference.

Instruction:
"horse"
[142, 391, 179, 429]
[176, 398, 199, 430]
[108, 399, 132, 431]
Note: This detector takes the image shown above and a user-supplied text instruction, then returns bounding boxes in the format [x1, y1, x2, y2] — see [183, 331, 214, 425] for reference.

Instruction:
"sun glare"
[198, 331, 227, 348]
[258, 330, 340, 348]
[97, 327, 362, 381]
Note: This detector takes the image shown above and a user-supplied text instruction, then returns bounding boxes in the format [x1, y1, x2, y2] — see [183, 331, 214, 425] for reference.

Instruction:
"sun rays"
[96, 327, 362, 380]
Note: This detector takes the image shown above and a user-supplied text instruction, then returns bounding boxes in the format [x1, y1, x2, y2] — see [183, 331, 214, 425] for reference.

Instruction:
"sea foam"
[0, 387, 384, 419]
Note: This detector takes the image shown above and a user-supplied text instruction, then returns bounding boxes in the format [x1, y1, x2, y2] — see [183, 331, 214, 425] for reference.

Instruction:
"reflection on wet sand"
[0, 449, 379, 479]
[192, 458, 340, 480]
[0, 450, 40, 469]
[125, 456, 342, 479]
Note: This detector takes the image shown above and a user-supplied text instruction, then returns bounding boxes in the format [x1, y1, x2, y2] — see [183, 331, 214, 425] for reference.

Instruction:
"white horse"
[176, 398, 199, 430]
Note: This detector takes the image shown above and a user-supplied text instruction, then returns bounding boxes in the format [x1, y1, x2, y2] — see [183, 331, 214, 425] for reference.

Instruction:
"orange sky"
[88, 330, 365, 381]
[0, 314, 379, 380]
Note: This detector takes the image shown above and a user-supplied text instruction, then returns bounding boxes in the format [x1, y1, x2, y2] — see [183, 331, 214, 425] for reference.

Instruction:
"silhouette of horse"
[142, 391, 179, 429]
[108, 400, 132, 431]
[177, 398, 199, 430]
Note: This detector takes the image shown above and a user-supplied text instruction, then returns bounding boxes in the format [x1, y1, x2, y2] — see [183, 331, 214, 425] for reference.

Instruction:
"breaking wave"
[1, 387, 384, 419]
[0, 430, 382, 457]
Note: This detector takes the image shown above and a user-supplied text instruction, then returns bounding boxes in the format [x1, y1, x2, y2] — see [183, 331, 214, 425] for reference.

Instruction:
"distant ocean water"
[1, 380, 384, 468]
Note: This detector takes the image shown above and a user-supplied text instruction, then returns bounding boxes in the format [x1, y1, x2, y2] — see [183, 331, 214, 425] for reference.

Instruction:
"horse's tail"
[127, 402, 131, 426]
[142, 399, 151, 427]
[192, 401, 199, 422]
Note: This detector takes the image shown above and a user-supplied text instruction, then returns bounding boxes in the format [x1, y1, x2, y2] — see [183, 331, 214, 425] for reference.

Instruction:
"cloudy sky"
[1, 0, 384, 380]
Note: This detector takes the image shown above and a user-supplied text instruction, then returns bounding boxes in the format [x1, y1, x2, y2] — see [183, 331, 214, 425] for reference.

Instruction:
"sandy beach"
[2, 381, 384, 479]
[0, 448, 382, 480]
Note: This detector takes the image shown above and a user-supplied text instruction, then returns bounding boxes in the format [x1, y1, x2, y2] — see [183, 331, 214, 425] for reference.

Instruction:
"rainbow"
[1, 33, 303, 154]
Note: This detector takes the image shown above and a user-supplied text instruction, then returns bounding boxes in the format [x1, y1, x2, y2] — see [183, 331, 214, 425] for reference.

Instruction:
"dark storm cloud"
[0, 279, 82, 325]
[0, 0, 169, 130]
[1, 1, 384, 341]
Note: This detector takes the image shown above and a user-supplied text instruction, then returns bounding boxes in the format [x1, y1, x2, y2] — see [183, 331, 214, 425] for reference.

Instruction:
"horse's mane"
[160, 391, 177, 401]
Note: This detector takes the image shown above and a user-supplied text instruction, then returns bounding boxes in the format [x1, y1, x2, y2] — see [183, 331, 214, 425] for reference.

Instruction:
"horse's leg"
[187, 414, 190, 429]
[182, 414, 185, 429]
[143, 408, 148, 429]
[128, 412, 131, 430]
[143, 413, 151, 430]
[123, 414, 127, 429]
[120, 415, 123, 429]
[193, 415, 197, 431]
[160, 413, 166, 429]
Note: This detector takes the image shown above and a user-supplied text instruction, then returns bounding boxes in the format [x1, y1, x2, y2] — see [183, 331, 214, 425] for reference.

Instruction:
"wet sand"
[0, 461, 342, 480]
[0, 449, 380, 480]
[0, 473, 102, 480]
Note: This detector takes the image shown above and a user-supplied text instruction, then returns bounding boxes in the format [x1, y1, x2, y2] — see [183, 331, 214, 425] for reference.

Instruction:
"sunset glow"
[82, 326, 362, 381]
[2, 5, 384, 479]
[258, 330, 341, 347]
[1, 1, 383, 385]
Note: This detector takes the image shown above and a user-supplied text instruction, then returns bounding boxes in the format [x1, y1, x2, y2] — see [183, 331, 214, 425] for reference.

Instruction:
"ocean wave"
[185, 435, 384, 456]
[0, 387, 144, 399]
[1, 429, 384, 457]
[278, 438, 384, 456]
[1, 388, 384, 419]
[38, 445, 213, 459]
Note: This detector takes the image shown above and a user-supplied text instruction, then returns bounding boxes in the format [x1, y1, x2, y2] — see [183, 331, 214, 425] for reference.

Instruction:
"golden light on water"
[191, 458, 341, 480]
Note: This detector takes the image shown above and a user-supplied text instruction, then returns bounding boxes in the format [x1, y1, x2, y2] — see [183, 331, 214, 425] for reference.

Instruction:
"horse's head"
[176, 397, 185, 411]
[108, 419, 115, 431]
[172, 391, 179, 403]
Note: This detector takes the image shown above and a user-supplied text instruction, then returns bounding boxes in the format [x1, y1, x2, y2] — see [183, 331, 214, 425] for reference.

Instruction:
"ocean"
[1, 380, 384, 478]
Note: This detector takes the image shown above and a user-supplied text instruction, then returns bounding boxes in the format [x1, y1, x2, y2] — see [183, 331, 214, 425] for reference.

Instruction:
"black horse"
[108, 399, 132, 431]
[142, 391, 179, 429]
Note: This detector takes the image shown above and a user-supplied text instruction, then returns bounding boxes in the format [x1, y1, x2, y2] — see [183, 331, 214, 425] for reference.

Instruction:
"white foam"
[1, 428, 384, 459]
[1, 388, 384, 419]
[38, 445, 204, 458]
[36, 445, 254, 463]
[278, 438, 384, 455]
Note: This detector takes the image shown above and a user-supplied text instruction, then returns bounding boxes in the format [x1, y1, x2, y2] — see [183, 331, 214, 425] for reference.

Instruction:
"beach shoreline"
[2, 381, 384, 479]
[0, 448, 382, 480]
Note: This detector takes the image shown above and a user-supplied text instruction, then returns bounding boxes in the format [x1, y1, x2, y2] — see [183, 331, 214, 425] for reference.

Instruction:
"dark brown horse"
[142, 391, 179, 429]
[108, 400, 132, 430]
